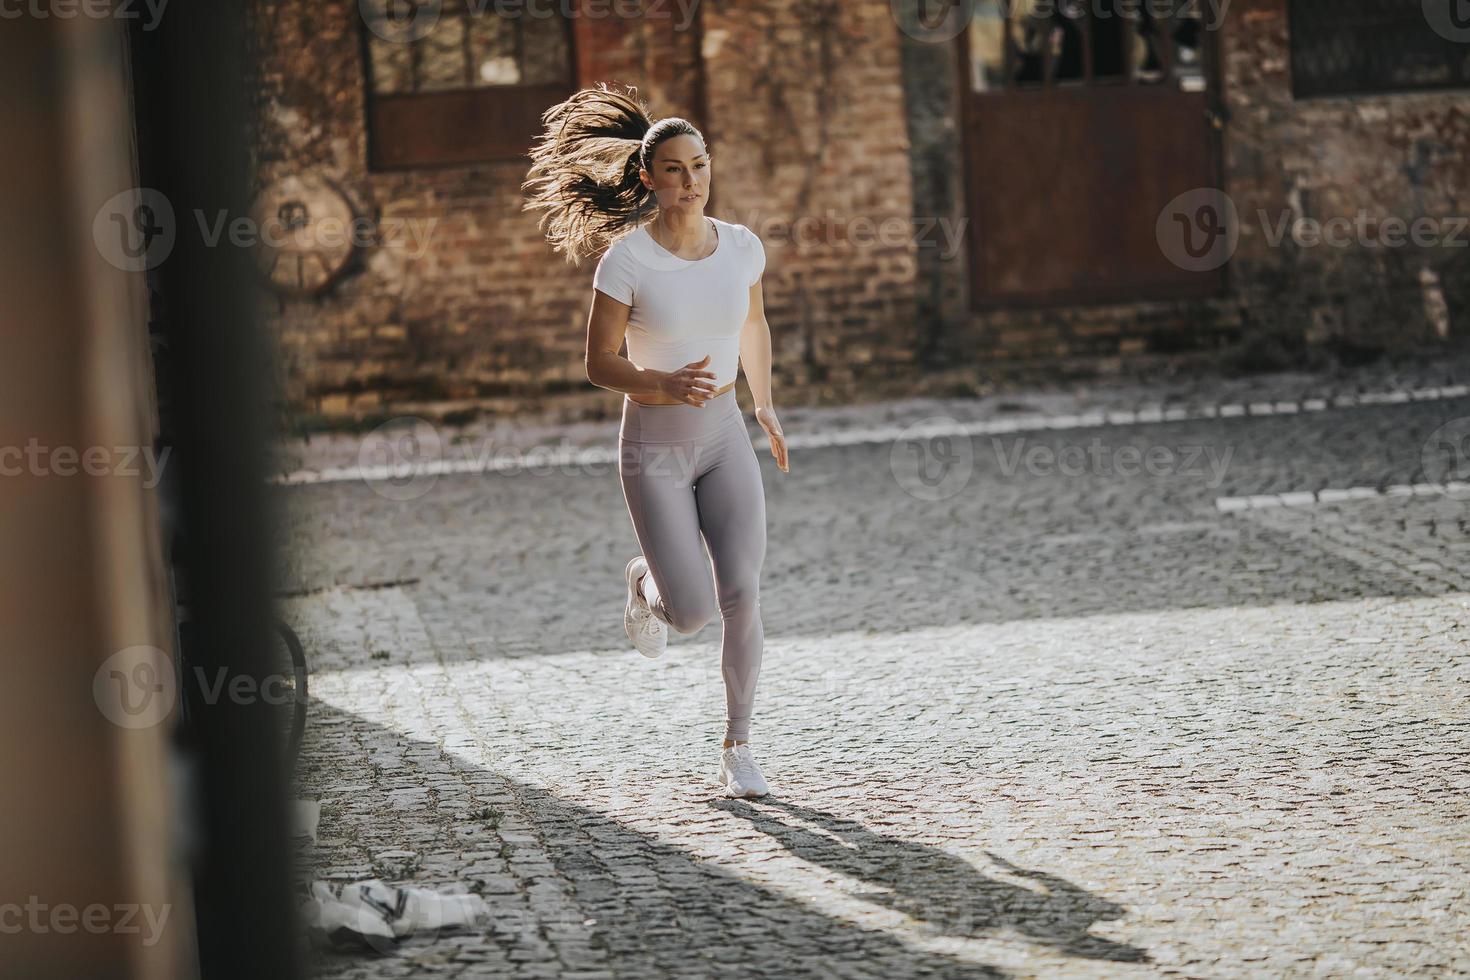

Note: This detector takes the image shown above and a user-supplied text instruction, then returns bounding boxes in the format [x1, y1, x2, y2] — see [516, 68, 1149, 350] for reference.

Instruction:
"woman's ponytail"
[521, 82, 655, 265]
[521, 81, 704, 265]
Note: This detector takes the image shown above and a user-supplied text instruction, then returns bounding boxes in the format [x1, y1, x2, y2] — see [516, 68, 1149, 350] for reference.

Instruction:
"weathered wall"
[250, 1, 706, 421]
[249, 0, 919, 424]
[1223, 0, 1470, 352]
[701, 0, 920, 399]
[250, 0, 1469, 426]
[898, 0, 1470, 380]
[897, 0, 1244, 382]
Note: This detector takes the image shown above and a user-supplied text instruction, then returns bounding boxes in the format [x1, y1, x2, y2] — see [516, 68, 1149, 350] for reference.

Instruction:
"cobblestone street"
[279, 362, 1470, 978]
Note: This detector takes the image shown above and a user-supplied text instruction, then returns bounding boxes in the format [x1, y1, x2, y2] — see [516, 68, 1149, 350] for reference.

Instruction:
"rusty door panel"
[962, 85, 1225, 306]
[368, 83, 575, 170]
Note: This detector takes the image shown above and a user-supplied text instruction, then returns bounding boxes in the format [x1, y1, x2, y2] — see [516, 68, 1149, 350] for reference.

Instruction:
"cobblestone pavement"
[272, 347, 1470, 478]
[278, 362, 1470, 978]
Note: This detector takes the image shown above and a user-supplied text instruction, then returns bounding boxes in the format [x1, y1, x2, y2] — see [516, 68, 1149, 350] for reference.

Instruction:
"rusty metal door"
[957, 0, 1227, 307]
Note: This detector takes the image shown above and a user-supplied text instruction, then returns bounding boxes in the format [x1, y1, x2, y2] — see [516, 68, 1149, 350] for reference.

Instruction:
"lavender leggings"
[618, 387, 767, 742]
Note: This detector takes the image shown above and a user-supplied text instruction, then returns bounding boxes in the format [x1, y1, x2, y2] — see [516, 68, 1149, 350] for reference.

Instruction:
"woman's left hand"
[755, 406, 788, 472]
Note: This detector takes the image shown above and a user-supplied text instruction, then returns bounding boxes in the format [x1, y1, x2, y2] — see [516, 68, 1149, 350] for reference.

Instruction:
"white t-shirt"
[593, 216, 766, 390]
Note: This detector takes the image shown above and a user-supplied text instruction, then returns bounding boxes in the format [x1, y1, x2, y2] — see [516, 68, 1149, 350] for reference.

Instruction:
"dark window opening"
[966, 0, 1211, 93]
[1289, 0, 1470, 98]
[360, 0, 577, 170]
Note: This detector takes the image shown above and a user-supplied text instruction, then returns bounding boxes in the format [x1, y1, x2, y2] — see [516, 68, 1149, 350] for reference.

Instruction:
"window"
[965, 0, 1209, 92]
[1289, 0, 1470, 98]
[360, 0, 577, 169]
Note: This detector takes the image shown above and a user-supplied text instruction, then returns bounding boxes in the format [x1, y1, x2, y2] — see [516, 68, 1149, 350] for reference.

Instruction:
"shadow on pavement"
[300, 701, 1149, 978]
[715, 798, 1148, 965]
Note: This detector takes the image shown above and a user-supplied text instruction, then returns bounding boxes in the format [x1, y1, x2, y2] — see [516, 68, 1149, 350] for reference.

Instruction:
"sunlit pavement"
[280, 363, 1470, 978]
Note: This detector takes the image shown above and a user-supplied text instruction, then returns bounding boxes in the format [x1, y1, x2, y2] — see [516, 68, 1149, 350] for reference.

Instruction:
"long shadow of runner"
[300, 701, 1011, 979]
[715, 798, 1148, 965]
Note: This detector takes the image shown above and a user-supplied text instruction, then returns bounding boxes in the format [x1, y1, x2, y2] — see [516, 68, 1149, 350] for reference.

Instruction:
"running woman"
[522, 83, 789, 798]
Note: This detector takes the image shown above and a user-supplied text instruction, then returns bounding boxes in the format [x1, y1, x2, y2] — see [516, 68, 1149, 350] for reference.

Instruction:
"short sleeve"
[593, 241, 637, 305]
[745, 226, 766, 286]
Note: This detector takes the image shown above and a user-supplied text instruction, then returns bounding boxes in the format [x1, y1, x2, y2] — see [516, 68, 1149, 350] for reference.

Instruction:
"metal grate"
[361, 0, 572, 96]
[1289, 0, 1470, 98]
[967, 0, 1212, 93]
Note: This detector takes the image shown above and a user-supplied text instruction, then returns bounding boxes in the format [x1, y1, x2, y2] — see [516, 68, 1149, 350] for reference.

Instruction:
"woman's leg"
[693, 422, 768, 743]
[619, 439, 718, 635]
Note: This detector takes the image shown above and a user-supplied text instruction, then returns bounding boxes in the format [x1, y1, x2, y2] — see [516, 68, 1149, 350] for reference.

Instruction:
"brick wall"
[1224, 0, 1470, 353]
[249, 1, 1468, 427]
[250, 1, 707, 422]
[898, 0, 1244, 383]
[249, 0, 918, 425]
[701, 0, 920, 401]
[900, 0, 1470, 383]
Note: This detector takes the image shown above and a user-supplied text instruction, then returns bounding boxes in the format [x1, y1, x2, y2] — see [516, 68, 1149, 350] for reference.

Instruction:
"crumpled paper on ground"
[301, 878, 490, 951]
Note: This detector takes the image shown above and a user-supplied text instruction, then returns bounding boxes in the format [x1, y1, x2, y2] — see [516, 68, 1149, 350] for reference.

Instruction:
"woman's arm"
[585, 289, 718, 406]
[739, 280, 789, 471]
[738, 281, 774, 411]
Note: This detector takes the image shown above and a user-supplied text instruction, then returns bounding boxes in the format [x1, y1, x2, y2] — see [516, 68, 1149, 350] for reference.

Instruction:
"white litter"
[301, 878, 490, 951]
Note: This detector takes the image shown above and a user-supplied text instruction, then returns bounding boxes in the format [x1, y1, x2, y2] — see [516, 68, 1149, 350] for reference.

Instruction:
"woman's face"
[642, 133, 711, 214]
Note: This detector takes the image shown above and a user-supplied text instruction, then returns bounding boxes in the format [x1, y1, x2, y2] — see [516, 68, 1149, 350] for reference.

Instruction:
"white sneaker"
[719, 742, 770, 798]
[624, 556, 667, 659]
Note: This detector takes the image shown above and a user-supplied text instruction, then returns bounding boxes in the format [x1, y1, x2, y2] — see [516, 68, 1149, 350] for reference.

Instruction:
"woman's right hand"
[657, 355, 718, 406]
